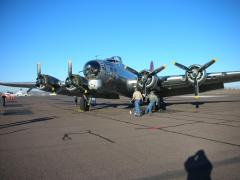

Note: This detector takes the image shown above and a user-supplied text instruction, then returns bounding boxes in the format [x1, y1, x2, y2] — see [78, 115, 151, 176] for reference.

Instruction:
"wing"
[206, 71, 240, 84]
[0, 81, 84, 96]
[156, 71, 240, 97]
[0, 82, 36, 88]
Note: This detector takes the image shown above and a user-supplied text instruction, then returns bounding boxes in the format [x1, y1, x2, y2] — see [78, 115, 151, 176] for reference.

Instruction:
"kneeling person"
[145, 91, 158, 115]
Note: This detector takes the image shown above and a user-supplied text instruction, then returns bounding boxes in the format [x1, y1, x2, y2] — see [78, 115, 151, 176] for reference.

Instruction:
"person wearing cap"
[145, 91, 158, 115]
[131, 88, 143, 116]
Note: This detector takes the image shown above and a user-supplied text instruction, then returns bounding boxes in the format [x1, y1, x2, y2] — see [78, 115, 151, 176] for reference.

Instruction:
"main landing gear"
[79, 95, 90, 111]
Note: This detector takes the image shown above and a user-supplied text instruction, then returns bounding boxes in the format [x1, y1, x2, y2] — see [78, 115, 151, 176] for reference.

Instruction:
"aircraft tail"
[150, 61, 154, 72]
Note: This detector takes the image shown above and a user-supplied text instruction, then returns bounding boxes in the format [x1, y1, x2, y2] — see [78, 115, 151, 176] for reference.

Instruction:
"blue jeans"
[134, 100, 141, 116]
[145, 101, 155, 114]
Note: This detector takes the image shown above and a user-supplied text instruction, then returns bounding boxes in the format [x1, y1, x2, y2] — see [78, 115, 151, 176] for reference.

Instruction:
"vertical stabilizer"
[150, 61, 154, 72]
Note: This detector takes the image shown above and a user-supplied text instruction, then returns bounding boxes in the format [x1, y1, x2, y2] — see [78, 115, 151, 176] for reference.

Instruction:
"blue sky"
[1, 0, 240, 91]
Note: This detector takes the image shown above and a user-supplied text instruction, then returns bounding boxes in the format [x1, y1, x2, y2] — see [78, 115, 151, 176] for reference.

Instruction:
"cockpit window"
[106, 56, 122, 64]
[84, 61, 101, 77]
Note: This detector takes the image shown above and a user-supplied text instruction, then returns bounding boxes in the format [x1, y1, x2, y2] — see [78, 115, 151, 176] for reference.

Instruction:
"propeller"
[27, 87, 34, 93]
[65, 60, 75, 90]
[24, 63, 43, 93]
[198, 59, 216, 72]
[173, 62, 190, 72]
[174, 59, 217, 98]
[141, 65, 166, 95]
[124, 66, 140, 77]
[68, 60, 72, 78]
[35, 63, 62, 93]
[37, 63, 41, 78]
[125, 64, 166, 95]
[36, 63, 45, 88]
[148, 66, 166, 77]
[65, 60, 87, 93]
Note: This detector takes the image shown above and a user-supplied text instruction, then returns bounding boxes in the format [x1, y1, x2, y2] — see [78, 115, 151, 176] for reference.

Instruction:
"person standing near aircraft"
[91, 97, 96, 106]
[74, 96, 78, 106]
[1, 93, 6, 107]
[131, 88, 143, 116]
[145, 91, 158, 115]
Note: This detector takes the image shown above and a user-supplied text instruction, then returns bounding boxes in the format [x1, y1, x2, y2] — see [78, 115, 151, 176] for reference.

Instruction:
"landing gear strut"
[79, 95, 90, 111]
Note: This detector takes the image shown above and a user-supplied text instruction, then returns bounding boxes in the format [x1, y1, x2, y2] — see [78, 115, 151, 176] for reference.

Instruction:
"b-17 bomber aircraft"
[1, 56, 240, 111]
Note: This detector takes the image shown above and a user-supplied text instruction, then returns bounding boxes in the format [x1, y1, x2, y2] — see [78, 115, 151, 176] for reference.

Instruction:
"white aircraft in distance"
[1, 56, 240, 111]
[15, 89, 29, 96]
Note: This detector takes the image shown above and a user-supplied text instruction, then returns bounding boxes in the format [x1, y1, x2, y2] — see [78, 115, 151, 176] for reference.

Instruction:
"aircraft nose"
[84, 61, 101, 77]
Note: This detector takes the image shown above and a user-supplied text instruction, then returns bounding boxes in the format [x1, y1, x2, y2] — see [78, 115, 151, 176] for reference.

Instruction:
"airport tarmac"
[0, 90, 240, 180]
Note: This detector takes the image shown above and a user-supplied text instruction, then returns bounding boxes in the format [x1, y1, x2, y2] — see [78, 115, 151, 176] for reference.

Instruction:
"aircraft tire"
[79, 97, 90, 111]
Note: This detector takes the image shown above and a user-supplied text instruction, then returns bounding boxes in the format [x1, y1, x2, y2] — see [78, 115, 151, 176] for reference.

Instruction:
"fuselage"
[83, 57, 137, 97]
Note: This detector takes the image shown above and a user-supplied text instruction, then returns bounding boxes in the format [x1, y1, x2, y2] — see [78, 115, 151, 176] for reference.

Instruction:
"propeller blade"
[37, 63, 41, 78]
[124, 66, 139, 77]
[173, 62, 190, 72]
[149, 65, 166, 77]
[198, 59, 217, 72]
[194, 78, 199, 98]
[143, 84, 147, 96]
[68, 60, 72, 78]
[27, 87, 34, 93]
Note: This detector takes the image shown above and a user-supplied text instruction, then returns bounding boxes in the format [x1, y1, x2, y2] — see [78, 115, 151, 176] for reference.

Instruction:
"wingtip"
[172, 61, 176, 65]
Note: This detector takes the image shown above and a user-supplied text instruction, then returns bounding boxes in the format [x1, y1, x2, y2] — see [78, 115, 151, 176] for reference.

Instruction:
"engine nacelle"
[65, 74, 87, 92]
[36, 74, 60, 91]
[137, 70, 158, 90]
[186, 65, 207, 85]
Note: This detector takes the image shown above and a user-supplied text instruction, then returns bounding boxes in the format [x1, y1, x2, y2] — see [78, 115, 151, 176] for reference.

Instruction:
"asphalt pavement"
[0, 90, 240, 180]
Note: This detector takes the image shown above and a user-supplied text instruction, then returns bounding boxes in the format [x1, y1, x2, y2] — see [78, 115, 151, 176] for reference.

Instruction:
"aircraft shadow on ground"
[90, 99, 240, 110]
[54, 100, 75, 105]
[1, 109, 33, 116]
[90, 103, 131, 110]
[166, 99, 240, 108]
[0, 116, 56, 129]
[4, 104, 23, 107]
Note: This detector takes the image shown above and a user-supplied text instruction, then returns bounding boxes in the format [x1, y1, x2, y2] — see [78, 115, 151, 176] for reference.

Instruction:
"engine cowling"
[65, 74, 87, 92]
[36, 74, 60, 91]
[137, 70, 158, 89]
[174, 59, 216, 99]
[186, 65, 207, 86]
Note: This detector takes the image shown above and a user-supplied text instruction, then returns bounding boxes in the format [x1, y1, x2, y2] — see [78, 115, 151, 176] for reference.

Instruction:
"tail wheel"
[79, 97, 90, 111]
